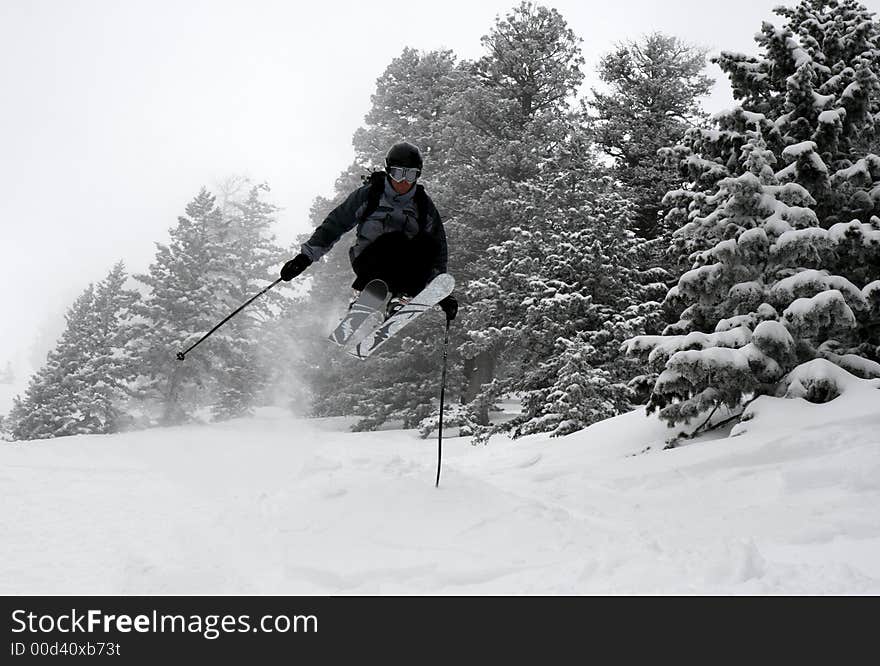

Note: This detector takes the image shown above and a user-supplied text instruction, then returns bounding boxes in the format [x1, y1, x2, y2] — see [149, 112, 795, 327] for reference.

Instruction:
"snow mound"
[779, 358, 880, 402]
[2, 391, 879, 595]
[733, 359, 880, 438]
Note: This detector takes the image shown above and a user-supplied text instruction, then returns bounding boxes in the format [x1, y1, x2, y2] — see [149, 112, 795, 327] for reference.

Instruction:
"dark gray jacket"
[301, 176, 448, 276]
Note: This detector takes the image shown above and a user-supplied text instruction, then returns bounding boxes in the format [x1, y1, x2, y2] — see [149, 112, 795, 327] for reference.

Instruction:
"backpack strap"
[359, 171, 386, 222]
[414, 184, 429, 229]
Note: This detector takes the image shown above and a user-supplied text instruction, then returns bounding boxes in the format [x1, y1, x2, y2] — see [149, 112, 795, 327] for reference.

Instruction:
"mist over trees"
[4, 0, 878, 445]
[4, 184, 287, 440]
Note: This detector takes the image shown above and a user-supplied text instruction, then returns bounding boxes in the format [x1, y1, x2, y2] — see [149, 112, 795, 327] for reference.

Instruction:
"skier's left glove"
[439, 294, 458, 321]
[280, 253, 312, 281]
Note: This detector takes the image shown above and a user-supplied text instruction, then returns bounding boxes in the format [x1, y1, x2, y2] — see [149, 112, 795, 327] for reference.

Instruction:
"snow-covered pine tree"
[473, 158, 658, 438]
[131, 185, 285, 424]
[7, 262, 139, 441]
[303, 3, 632, 433]
[353, 47, 466, 170]
[129, 188, 230, 425]
[210, 183, 285, 420]
[350, 20, 580, 427]
[289, 48, 476, 429]
[450, 2, 588, 423]
[8, 285, 97, 440]
[589, 33, 714, 240]
[4, 397, 25, 441]
[75, 261, 141, 433]
[625, 0, 880, 436]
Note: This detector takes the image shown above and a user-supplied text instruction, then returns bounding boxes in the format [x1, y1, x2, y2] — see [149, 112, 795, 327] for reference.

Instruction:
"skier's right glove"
[280, 253, 312, 281]
[439, 294, 458, 321]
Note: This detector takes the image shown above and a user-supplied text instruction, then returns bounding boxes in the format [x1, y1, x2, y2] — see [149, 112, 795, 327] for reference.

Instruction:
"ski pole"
[176, 277, 283, 361]
[436, 317, 451, 488]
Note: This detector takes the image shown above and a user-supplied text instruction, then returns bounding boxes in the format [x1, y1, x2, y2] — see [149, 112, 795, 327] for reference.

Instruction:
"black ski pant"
[351, 231, 438, 296]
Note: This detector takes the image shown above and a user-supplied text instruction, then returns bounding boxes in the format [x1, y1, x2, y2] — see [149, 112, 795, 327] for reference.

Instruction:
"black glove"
[280, 253, 312, 281]
[439, 294, 458, 321]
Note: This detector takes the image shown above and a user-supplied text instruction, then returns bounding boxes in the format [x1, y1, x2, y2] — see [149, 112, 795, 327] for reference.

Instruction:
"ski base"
[327, 279, 389, 348]
[349, 273, 455, 360]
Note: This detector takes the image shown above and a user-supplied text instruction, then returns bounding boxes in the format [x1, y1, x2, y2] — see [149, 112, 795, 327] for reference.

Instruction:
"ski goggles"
[387, 166, 421, 183]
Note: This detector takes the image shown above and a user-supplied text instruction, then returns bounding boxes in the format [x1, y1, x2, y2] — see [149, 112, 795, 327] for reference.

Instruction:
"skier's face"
[389, 177, 414, 195]
[387, 165, 419, 194]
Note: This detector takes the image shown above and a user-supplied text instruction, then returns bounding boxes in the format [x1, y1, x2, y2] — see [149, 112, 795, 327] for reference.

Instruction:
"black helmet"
[385, 141, 423, 170]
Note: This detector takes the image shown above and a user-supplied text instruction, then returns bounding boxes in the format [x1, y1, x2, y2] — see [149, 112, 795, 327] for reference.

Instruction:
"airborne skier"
[279, 141, 458, 328]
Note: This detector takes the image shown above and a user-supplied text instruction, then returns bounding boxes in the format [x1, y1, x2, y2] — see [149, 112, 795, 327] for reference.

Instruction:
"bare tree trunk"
[462, 348, 497, 425]
[161, 364, 185, 426]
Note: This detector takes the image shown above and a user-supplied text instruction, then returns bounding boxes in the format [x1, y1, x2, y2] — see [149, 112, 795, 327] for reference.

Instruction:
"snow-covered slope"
[2, 387, 878, 594]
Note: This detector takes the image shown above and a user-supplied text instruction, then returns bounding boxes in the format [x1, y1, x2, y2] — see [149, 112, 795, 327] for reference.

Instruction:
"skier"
[279, 141, 458, 321]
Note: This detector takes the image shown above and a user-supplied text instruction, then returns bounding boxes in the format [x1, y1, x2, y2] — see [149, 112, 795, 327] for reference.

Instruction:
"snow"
[2, 395, 879, 595]
[772, 270, 866, 309]
[782, 141, 818, 158]
[773, 226, 828, 252]
[818, 108, 845, 124]
[813, 94, 837, 111]
[841, 81, 862, 102]
[829, 220, 880, 246]
[715, 311, 758, 333]
[738, 227, 768, 247]
[785, 36, 812, 69]
[669, 345, 751, 372]
[623, 327, 751, 364]
[782, 289, 856, 326]
[752, 320, 793, 346]
[819, 352, 880, 380]
[833, 155, 880, 183]
[780, 141, 829, 175]
[711, 106, 766, 126]
[773, 358, 880, 402]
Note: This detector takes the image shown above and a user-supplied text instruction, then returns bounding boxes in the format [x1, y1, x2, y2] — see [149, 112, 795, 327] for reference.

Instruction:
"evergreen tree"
[7, 263, 139, 440]
[9, 286, 96, 440]
[211, 183, 286, 420]
[286, 48, 476, 430]
[626, 0, 880, 437]
[471, 162, 662, 438]
[353, 48, 466, 167]
[131, 185, 285, 424]
[590, 33, 714, 239]
[713, 0, 880, 224]
[449, 2, 588, 422]
[77, 261, 141, 433]
[477, 1, 584, 123]
[129, 189, 229, 425]
[293, 3, 636, 433]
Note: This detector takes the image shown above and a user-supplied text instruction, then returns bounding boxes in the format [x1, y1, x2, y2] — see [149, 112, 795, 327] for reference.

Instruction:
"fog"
[0, 0, 808, 374]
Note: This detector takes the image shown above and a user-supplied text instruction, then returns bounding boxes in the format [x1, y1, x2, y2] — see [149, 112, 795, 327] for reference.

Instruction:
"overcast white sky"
[2, 0, 876, 372]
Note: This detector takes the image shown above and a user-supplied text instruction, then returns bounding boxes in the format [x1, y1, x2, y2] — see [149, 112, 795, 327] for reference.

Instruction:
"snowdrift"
[1, 384, 878, 594]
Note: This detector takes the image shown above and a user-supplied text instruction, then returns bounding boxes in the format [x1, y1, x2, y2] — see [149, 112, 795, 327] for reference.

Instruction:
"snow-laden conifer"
[627, 0, 880, 435]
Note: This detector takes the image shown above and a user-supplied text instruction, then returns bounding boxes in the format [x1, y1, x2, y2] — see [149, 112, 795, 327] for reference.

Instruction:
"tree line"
[4, 0, 878, 443]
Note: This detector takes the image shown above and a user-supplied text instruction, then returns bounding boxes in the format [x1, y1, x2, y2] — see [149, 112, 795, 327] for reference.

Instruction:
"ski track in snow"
[1, 396, 879, 595]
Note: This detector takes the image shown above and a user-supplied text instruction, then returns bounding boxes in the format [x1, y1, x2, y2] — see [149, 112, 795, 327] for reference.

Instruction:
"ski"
[349, 273, 455, 360]
[328, 279, 389, 348]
